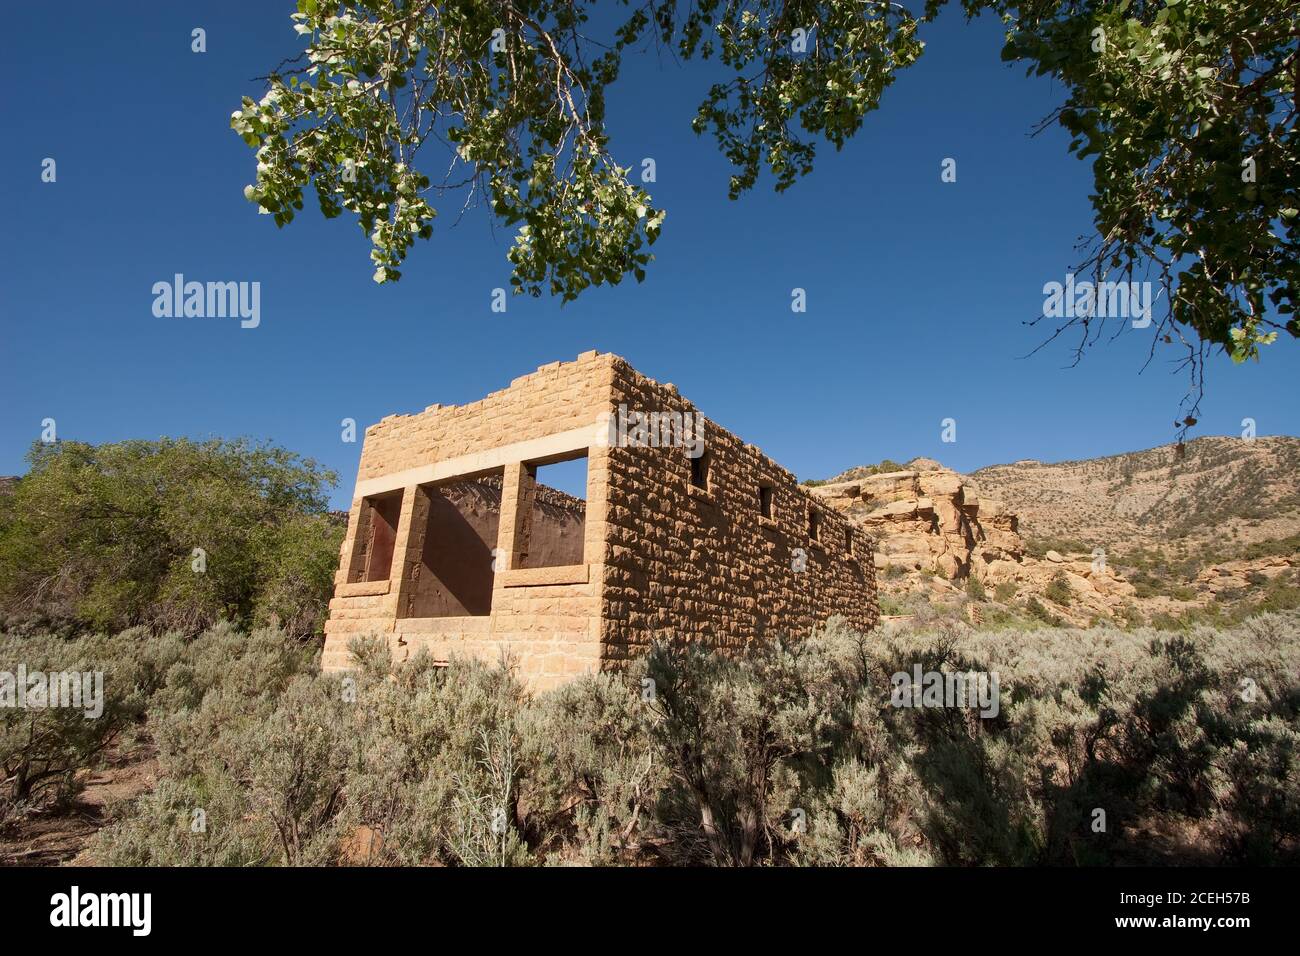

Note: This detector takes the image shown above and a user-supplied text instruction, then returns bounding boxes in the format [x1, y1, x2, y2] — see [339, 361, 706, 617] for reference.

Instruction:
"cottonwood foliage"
[237, 0, 1296, 369]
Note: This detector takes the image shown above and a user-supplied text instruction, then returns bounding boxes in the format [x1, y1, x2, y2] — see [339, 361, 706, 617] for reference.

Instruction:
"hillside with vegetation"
[809, 438, 1299, 630]
[970, 436, 1300, 555]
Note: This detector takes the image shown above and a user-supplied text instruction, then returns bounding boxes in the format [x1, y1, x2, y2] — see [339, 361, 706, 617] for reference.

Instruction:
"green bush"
[521, 672, 662, 864]
[993, 582, 1018, 603]
[965, 576, 987, 602]
[0, 439, 343, 639]
[1044, 571, 1074, 605]
[1026, 596, 1061, 625]
[878, 598, 901, 615]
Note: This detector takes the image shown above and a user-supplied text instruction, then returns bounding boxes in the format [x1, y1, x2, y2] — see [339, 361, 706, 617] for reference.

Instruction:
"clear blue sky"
[2, 2, 1296, 508]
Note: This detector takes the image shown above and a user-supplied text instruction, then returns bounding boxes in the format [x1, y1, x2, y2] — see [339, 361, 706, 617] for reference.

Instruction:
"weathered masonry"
[323, 351, 877, 689]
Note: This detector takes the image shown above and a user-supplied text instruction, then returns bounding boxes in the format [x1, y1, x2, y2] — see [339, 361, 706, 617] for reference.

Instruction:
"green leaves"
[234, 1, 934, 295]
[235, 0, 666, 294]
[234, 0, 1298, 371]
[0, 438, 341, 638]
[1002, 0, 1298, 365]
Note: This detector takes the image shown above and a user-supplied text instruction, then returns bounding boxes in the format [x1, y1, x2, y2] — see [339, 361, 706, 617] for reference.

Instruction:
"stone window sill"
[758, 515, 778, 531]
[337, 580, 391, 597]
[500, 564, 590, 587]
[686, 484, 716, 504]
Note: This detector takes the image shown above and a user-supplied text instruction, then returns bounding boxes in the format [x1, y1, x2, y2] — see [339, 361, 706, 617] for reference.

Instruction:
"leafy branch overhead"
[1004, 0, 1299, 372]
[231, 0, 922, 298]
[234, 0, 1297, 365]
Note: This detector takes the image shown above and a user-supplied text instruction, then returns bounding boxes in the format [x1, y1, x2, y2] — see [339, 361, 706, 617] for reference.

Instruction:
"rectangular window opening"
[845, 527, 854, 555]
[758, 483, 773, 518]
[401, 471, 503, 618]
[518, 453, 588, 570]
[350, 490, 403, 583]
[690, 449, 710, 491]
[808, 506, 821, 543]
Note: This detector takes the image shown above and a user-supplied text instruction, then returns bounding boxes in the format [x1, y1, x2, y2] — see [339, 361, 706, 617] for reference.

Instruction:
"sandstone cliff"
[810, 436, 1299, 626]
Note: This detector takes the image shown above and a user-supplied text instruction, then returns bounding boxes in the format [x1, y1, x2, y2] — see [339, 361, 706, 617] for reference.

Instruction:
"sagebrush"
[48, 612, 1298, 866]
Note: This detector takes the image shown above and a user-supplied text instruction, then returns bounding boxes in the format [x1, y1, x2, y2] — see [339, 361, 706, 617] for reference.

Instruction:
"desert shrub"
[147, 623, 320, 782]
[0, 439, 342, 639]
[1025, 537, 1089, 558]
[993, 582, 1018, 603]
[909, 615, 1300, 865]
[1255, 575, 1300, 615]
[80, 612, 1300, 867]
[1117, 603, 1144, 628]
[1209, 716, 1300, 864]
[640, 625, 864, 866]
[0, 628, 183, 827]
[965, 576, 987, 602]
[793, 759, 934, 866]
[337, 646, 533, 867]
[1044, 571, 1074, 605]
[976, 605, 1038, 631]
[1026, 596, 1061, 625]
[878, 596, 909, 616]
[94, 671, 353, 866]
[89, 622, 334, 865]
[520, 672, 663, 864]
[91, 775, 277, 866]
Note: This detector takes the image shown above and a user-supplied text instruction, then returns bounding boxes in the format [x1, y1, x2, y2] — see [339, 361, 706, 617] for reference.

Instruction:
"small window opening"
[758, 483, 773, 518]
[845, 527, 854, 555]
[808, 506, 821, 542]
[690, 450, 710, 490]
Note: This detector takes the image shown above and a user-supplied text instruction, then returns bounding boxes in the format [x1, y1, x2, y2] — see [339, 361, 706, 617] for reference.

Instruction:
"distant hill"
[811, 436, 1299, 627]
[968, 436, 1300, 553]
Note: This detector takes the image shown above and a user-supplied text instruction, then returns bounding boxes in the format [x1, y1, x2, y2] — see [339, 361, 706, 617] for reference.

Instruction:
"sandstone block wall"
[600, 359, 877, 661]
[322, 351, 877, 688]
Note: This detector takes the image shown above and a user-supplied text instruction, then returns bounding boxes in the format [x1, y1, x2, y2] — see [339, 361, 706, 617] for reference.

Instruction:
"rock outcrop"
[810, 460, 1022, 583]
[1195, 555, 1300, 598]
[809, 437, 1299, 626]
[810, 458, 1137, 624]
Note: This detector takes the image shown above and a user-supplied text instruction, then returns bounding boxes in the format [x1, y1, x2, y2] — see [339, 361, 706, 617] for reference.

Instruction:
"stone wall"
[600, 358, 877, 662]
[323, 351, 878, 689]
[323, 350, 613, 690]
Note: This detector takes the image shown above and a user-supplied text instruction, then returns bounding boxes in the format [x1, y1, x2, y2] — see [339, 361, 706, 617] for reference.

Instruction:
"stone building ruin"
[323, 351, 878, 688]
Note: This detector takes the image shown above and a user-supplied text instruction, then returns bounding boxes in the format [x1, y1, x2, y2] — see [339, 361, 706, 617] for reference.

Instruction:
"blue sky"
[2, 2, 1296, 508]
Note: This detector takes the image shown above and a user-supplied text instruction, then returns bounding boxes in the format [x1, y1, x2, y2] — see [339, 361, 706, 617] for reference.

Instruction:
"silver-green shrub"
[73, 611, 1300, 866]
